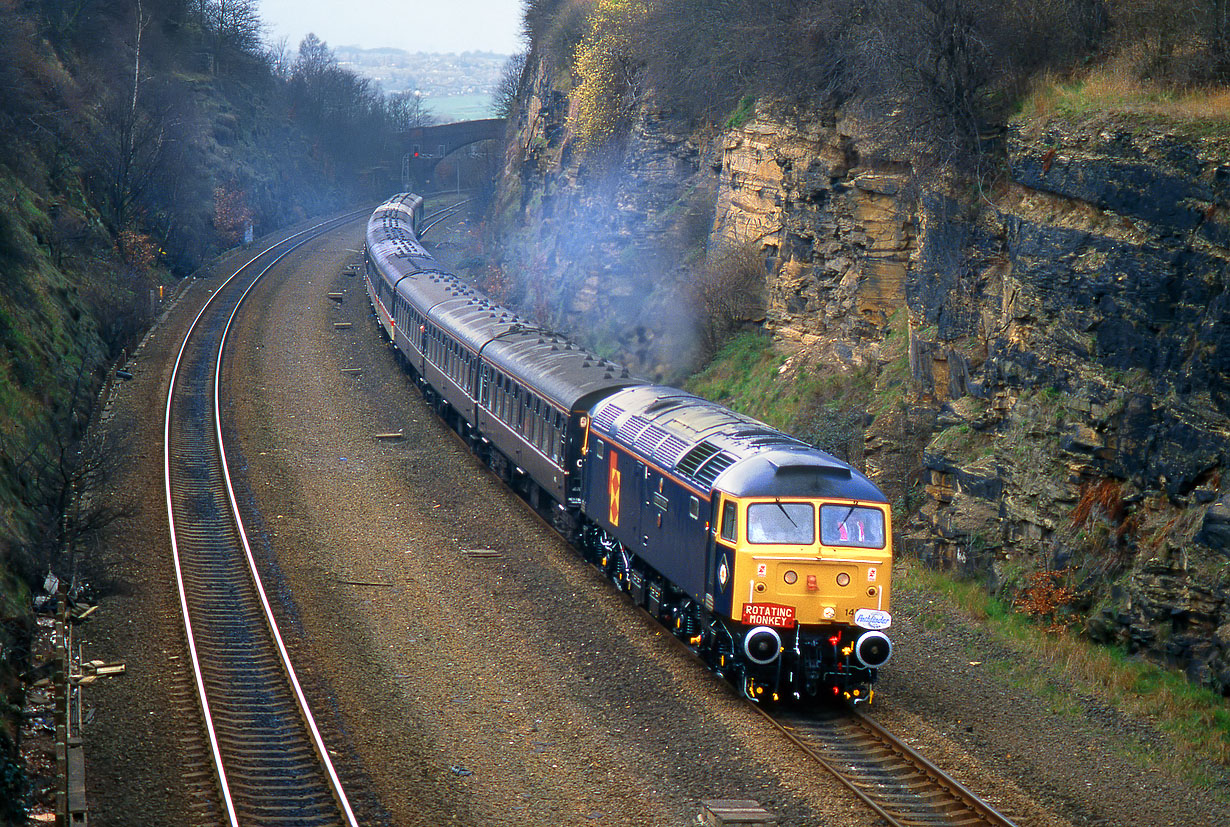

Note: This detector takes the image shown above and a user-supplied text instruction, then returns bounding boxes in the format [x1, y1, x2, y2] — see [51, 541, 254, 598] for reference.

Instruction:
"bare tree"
[493, 51, 528, 119]
[387, 91, 435, 130]
[94, 0, 170, 233]
[691, 243, 766, 359]
[264, 35, 292, 79]
[204, 0, 263, 74]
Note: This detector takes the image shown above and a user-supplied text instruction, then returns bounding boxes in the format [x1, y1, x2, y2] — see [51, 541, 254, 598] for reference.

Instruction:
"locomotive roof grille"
[592, 405, 623, 433]
[693, 451, 737, 487]
[654, 434, 690, 465]
[620, 416, 652, 443]
[633, 423, 670, 454]
[676, 441, 720, 477]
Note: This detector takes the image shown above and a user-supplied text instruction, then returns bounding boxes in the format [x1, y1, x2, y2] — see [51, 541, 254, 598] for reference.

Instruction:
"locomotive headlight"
[836, 573, 850, 587]
[854, 631, 893, 668]
[743, 626, 782, 665]
[783, 570, 798, 585]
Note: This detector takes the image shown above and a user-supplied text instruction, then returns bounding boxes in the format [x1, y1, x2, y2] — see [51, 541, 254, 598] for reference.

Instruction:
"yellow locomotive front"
[712, 492, 893, 703]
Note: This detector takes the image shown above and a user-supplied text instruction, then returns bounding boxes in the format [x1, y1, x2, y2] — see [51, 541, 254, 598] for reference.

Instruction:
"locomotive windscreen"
[820, 504, 886, 549]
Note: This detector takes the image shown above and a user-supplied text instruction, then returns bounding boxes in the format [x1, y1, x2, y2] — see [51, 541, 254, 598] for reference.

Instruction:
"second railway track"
[164, 212, 366, 827]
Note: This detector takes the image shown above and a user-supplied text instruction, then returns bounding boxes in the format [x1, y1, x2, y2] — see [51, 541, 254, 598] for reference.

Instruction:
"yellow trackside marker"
[608, 451, 621, 526]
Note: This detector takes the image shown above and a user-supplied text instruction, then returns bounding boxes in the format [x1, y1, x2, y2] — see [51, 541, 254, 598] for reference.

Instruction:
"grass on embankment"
[1019, 62, 1230, 136]
[898, 559, 1230, 792]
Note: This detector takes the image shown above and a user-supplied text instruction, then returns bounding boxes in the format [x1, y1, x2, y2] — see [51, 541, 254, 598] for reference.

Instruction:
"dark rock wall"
[914, 124, 1230, 691]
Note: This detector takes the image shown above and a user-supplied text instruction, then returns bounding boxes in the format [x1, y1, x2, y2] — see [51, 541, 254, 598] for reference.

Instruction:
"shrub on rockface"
[569, 0, 647, 155]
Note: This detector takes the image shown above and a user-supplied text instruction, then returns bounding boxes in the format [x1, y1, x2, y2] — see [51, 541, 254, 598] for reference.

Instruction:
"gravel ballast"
[75, 213, 1227, 826]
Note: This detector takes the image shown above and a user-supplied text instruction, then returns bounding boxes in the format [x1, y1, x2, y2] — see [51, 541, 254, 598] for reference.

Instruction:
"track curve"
[164, 213, 366, 826]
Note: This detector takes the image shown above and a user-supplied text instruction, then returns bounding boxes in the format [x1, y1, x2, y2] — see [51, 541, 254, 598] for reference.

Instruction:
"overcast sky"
[257, 0, 524, 54]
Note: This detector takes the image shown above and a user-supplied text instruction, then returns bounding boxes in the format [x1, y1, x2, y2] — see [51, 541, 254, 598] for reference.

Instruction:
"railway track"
[164, 212, 366, 826]
[764, 704, 1018, 827]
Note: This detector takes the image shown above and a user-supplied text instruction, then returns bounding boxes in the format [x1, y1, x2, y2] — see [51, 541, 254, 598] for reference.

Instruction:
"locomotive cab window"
[720, 501, 738, 543]
[820, 504, 886, 549]
[689, 496, 699, 520]
[748, 502, 815, 545]
[594, 440, 604, 459]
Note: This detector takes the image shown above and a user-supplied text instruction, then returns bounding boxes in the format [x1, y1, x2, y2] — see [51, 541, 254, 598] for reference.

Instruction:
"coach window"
[720, 500, 738, 543]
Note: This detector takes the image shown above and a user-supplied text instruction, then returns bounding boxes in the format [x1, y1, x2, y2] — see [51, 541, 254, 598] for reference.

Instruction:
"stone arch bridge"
[400, 118, 505, 190]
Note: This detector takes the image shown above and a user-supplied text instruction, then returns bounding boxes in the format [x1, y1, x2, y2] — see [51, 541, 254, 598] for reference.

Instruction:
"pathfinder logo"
[853, 608, 891, 630]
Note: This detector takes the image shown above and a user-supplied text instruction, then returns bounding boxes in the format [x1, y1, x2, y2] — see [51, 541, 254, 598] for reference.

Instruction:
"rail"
[163, 210, 367, 826]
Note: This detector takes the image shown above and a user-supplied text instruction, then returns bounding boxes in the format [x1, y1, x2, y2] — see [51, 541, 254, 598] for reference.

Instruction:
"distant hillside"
[332, 47, 509, 118]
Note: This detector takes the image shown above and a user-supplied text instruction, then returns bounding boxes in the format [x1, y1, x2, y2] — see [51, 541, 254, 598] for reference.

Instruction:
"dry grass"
[1019, 59, 1230, 132]
[899, 560, 1230, 784]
